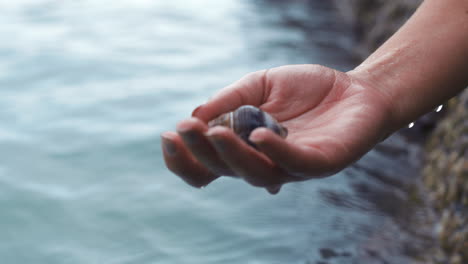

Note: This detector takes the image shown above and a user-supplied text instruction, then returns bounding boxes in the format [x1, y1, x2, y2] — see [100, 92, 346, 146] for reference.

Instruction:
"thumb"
[192, 70, 270, 122]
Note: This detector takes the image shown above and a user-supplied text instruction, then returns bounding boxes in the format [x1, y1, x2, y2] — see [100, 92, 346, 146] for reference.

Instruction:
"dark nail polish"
[181, 131, 199, 145]
[191, 105, 203, 117]
[210, 137, 226, 152]
[162, 137, 177, 156]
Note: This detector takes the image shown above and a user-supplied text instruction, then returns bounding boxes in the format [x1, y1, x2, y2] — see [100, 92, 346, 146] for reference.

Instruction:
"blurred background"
[0, 0, 455, 263]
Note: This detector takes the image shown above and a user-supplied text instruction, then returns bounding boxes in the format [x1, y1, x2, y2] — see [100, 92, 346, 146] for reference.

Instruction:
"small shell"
[208, 105, 288, 146]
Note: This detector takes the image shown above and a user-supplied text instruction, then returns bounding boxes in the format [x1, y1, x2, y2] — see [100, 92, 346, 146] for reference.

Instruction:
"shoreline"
[333, 0, 467, 263]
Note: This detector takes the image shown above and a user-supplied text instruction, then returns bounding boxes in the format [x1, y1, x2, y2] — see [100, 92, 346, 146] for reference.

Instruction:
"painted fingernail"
[179, 130, 199, 145]
[207, 136, 226, 152]
[191, 105, 203, 117]
[161, 136, 177, 156]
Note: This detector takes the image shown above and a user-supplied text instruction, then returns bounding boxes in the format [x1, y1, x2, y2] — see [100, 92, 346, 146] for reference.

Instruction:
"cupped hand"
[161, 64, 393, 194]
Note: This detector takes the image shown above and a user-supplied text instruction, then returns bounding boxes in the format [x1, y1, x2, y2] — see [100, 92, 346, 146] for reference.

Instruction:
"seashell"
[208, 105, 288, 146]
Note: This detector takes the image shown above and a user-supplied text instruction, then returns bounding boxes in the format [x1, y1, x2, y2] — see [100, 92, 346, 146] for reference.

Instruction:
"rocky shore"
[334, 0, 467, 263]
[422, 92, 468, 263]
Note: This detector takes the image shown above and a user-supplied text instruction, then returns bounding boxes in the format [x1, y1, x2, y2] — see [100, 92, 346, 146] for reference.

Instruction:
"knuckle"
[242, 70, 268, 85]
[244, 70, 263, 79]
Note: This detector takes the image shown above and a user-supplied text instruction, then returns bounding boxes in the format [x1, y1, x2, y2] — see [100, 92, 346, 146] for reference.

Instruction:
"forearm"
[350, 0, 468, 132]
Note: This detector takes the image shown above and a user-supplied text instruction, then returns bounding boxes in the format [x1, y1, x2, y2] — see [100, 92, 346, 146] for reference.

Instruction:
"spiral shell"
[208, 105, 288, 146]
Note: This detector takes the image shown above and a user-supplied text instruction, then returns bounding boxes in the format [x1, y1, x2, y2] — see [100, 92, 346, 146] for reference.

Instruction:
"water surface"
[0, 1, 430, 263]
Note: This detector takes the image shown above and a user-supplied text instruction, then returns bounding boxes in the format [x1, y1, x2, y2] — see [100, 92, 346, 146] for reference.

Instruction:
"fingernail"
[179, 130, 199, 145]
[161, 136, 177, 156]
[191, 105, 203, 117]
[207, 136, 226, 152]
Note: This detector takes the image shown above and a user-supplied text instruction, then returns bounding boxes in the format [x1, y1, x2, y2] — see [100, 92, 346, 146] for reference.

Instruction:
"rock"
[333, 1, 468, 263]
[422, 90, 468, 263]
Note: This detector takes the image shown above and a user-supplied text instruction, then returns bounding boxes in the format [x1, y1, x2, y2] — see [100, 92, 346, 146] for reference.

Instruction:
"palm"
[162, 65, 391, 192]
[259, 65, 390, 173]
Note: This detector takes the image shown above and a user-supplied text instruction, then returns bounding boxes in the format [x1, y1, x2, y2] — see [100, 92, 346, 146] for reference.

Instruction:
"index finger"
[192, 69, 270, 122]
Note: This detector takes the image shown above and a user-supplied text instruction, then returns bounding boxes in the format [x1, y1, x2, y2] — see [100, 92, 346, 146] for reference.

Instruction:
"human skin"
[161, 0, 468, 194]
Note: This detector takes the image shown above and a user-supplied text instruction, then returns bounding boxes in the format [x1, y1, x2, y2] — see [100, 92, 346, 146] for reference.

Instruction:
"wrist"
[348, 0, 468, 139]
[347, 68, 400, 141]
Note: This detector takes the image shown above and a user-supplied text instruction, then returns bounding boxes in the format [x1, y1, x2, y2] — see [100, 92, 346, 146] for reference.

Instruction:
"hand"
[161, 65, 393, 194]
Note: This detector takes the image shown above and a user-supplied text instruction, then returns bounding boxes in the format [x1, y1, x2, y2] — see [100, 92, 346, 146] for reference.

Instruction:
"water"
[0, 1, 432, 263]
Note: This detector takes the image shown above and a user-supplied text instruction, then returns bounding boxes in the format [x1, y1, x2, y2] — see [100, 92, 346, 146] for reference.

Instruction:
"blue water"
[0, 1, 431, 263]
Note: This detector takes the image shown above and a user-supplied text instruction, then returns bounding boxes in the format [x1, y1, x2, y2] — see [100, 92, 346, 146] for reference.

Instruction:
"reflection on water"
[0, 0, 432, 263]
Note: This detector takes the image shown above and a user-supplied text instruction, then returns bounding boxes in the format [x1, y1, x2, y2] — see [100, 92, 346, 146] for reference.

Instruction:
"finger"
[161, 132, 219, 188]
[192, 69, 269, 122]
[205, 126, 295, 188]
[266, 184, 282, 195]
[176, 117, 234, 176]
[249, 128, 332, 178]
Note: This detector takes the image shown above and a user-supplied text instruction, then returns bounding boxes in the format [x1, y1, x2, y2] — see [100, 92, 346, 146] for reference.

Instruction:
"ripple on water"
[0, 1, 431, 263]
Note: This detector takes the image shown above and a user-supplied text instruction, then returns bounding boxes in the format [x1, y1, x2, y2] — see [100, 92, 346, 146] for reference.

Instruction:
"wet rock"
[333, 0, 467, 263]
[333, 0, 422, 59]
[422, 90, 468, 263]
